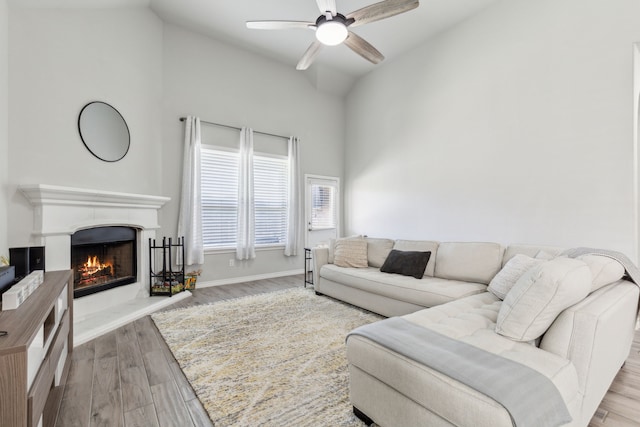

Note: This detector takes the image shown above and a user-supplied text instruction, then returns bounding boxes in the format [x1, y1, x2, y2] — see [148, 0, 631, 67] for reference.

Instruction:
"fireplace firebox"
[71, 226, 137, 298]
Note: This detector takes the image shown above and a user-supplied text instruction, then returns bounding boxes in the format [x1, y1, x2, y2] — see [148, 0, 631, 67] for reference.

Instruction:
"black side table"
[304, 247, 313, 288]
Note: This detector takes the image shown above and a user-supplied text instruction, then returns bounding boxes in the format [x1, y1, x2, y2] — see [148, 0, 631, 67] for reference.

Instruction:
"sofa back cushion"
[434, 242, 504, 284]
[496, 257, 592, 342]
[393, 240, 439, 276]
[577, 254, 625, 292]
[366, 237, 395, 268]
[502, 244, 565, 267]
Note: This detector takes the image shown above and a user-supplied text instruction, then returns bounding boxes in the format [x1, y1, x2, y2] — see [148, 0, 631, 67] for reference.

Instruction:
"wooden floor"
[590, 328, 640, 427]
[54, 275, 640, 427]
[54, 275, 303, 427]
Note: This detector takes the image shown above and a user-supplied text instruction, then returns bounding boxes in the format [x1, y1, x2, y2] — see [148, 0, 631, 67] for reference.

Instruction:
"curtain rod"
[179, 117, 290, 140]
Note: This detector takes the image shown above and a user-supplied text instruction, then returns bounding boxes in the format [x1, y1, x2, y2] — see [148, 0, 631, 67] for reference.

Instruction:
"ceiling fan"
[246, 0, 419, 70]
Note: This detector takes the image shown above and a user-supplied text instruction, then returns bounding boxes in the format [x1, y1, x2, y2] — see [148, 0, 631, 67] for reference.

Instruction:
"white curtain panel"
[177, 116, 204, 266]
[284, 136, 300, 256]
[236, 127, 256, 260]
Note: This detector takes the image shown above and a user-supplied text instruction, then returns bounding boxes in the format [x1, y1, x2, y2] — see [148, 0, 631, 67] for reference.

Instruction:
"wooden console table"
[0, 270, 73, 427]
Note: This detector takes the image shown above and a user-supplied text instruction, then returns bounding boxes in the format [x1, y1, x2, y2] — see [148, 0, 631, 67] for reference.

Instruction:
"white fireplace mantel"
[20, 184, 169, 209]
[20, 184, 170, 273]
[20, 184, 170, 236]
[19, 183, 170, 271]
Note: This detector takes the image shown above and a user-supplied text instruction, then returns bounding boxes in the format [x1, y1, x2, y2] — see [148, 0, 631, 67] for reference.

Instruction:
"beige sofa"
[312, 238, 640, 427]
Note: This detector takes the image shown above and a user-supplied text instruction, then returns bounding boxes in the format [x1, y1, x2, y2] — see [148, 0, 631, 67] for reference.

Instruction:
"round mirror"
[78, 101, 130, 162]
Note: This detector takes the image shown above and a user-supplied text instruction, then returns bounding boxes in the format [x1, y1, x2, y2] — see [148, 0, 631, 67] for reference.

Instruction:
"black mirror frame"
[78, 101, 130, 162]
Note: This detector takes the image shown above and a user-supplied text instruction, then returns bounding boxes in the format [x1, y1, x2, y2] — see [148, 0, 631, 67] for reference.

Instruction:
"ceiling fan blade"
[316, 0, 337, 15]
[347, 0, 419, 28]
[246, 20, 316, 30]
[344, 32, 384, 64]
[296, 41, 324, 70]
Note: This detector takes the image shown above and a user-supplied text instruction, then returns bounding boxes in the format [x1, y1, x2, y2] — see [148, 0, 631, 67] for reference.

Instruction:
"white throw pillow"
[329, 235, 361, 264]
[488, 254, 544, 300]
[577, 254, 625, 292]
[496, 257, 591, 342]
[334, 237, 368, 268]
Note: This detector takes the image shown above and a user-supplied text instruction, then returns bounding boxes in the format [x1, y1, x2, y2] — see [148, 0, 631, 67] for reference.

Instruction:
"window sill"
[204, 245, 286, 256]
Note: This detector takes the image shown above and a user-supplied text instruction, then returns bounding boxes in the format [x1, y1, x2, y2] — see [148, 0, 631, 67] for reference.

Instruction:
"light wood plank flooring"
[54, 275, 640, 426]
[590, 329, 640, 426]
[54, 275, 303, 427]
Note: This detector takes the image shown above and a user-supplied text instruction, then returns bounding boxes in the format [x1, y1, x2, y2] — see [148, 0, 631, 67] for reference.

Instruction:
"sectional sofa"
[311, 237, 640, 427]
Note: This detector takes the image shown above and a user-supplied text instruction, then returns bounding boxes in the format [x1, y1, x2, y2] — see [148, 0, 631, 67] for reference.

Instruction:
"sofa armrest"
[311, 247, 329, 288]
[540, 280, 639, 424]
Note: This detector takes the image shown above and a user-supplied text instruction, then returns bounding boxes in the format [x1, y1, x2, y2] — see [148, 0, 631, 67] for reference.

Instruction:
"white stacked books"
[2, 270, 45, 310]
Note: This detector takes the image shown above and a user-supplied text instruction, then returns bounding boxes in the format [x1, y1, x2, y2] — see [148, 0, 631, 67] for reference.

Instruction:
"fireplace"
[71, 226, 137, 298]
[18, 184, 174, 344]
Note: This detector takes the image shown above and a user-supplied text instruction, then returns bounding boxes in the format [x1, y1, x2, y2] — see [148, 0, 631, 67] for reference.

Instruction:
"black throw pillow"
[380, 249, 431, 279]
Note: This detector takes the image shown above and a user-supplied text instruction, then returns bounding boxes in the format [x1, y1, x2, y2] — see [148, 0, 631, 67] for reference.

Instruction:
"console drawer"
[28, 306, 70, 427]
[28, 356, 51, 427]
[50, 310, 69, 374]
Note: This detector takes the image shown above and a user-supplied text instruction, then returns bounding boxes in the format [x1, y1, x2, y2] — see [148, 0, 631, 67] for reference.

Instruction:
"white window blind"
[201, 146, 288, 249]
[201, 149, 238, 249]
[254, 156, 288, 245]
[310, 183, 337, 229]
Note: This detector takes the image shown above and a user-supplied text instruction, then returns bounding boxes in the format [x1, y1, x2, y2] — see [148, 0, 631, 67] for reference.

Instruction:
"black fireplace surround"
[71, 226, 137, 298]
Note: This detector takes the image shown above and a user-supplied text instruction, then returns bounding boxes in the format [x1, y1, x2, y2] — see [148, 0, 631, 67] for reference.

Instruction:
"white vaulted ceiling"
[10, 0, 500, 78]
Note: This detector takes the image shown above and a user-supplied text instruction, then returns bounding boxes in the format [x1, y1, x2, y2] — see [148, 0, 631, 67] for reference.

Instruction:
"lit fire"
[81, 255, 113, 277]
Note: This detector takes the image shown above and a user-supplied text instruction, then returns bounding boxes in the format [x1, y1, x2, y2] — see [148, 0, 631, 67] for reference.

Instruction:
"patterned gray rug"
[151, 287, 382, 427]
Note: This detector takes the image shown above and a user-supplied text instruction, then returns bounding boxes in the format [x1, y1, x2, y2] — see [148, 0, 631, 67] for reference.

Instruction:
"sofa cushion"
[347, 292, 581, 427]
[328, 238, 337, 263]
[577, 254, 625, 292]
[333, 237, 368, 268]
[535, 250, 558, 260]
[328, 235, 362, 264]
[393, 240, 439, 276]
[320, 264, 486, 308]
[435, 242, 504, 284]
[496, 258, 592, 342]
[365, 237, 395, 268]
[502, 244, 565, 267]
[488, 254, 543, 300]
[380, 250, 431, 279]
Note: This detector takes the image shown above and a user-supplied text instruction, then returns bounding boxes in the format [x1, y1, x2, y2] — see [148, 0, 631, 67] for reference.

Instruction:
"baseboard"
[197, 269, 304, 288]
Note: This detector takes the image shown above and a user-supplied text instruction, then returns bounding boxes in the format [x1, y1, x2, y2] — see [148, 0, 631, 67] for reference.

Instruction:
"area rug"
[151, 288, 383, 426]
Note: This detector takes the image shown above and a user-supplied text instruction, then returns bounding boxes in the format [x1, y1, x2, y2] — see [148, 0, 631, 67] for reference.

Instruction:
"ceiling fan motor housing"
[315, 13, 352, 46]
[315, 13, 354, 27]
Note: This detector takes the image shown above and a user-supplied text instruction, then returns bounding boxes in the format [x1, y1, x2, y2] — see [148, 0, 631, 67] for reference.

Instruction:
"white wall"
[0, 0, 7, 257]
[161, 24, 345, 283]
[7, 7, 164, 247]
[5, 7, 344, 284]
[345, 0, 640, 260]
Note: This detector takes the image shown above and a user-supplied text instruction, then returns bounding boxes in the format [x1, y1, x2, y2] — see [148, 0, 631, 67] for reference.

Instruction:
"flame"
[81, 255, 113, 276]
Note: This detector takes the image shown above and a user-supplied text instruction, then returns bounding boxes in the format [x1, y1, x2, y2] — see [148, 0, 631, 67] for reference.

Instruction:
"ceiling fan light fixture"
[315, 20, 348, 46]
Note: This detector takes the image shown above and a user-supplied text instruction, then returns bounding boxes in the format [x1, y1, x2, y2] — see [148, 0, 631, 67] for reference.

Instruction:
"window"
[201, 146, 288, 249]
[310, 183, 337, 230]
[254, 155, 288, 245]
[201, 149, 238, 249]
